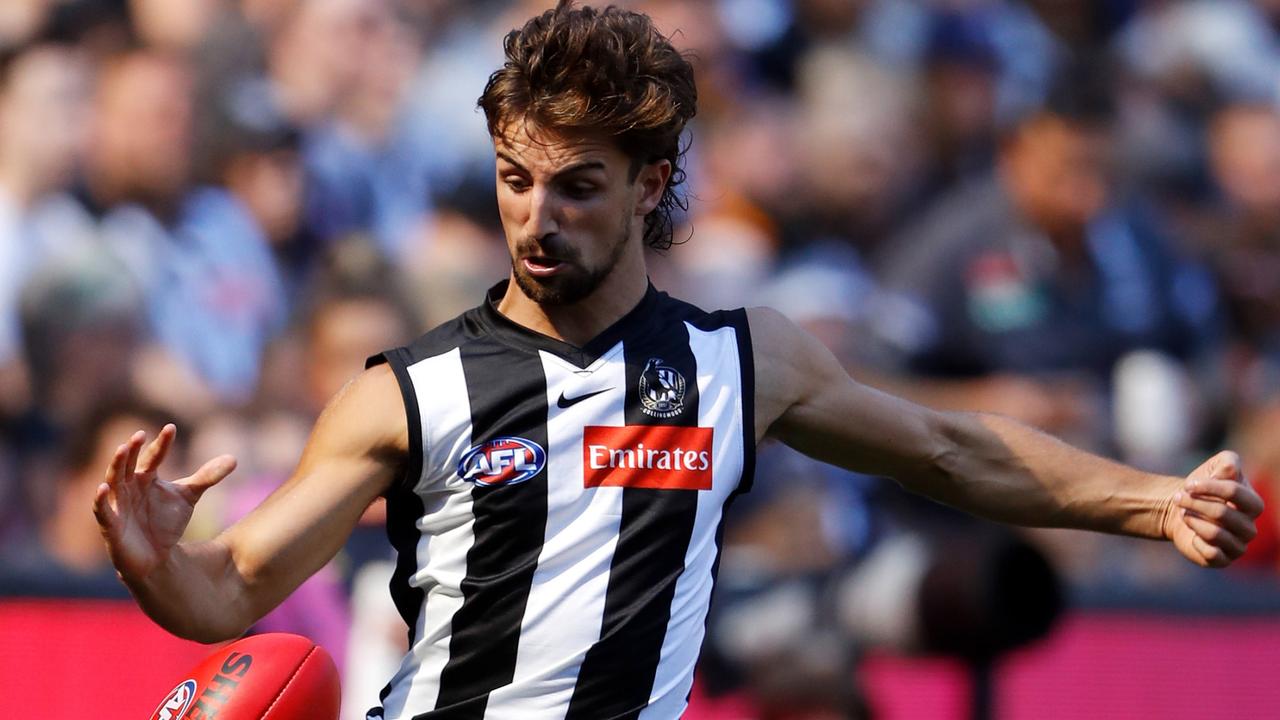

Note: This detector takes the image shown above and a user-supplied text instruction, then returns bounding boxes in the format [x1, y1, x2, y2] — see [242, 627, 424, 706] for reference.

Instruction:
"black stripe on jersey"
[566, 322, 702, 720]
[367, 347, 429, 713]
[709, 308, 755, 494]
[425, 343, 551, 718]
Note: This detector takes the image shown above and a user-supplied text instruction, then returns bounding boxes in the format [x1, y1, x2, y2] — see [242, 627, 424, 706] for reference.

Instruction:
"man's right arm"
[94, 364, 408, 643]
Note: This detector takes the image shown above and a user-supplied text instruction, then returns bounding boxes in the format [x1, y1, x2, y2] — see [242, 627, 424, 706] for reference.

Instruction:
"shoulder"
[745, 306, 837, 383]
[747, 307, 836, 394]
[303, 363, 409, 476]
[746, 306, 810, 348]
[324, 363, 407, 441]
[744, 306, 861, 441]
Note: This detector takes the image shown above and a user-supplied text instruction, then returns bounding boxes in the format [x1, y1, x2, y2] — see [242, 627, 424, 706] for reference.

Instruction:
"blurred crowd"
[2, 0, 1280, 717]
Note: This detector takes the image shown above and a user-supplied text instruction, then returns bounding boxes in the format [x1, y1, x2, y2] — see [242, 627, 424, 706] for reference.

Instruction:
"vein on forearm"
[915, 411, 1175, 538]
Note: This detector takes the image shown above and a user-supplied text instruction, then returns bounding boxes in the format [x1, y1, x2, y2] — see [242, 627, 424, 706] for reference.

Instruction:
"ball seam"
[260, 645, 318, 720]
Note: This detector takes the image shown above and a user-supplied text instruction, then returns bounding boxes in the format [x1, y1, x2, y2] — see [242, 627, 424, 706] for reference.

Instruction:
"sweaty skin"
[96, 125, 1262, 643]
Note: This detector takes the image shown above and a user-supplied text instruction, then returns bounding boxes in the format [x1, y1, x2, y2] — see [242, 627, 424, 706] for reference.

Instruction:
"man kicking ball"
[96, 3, 1262, 718]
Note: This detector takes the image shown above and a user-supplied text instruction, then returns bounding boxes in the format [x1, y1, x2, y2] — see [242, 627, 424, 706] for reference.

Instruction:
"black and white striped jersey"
[366, 281, 755, 720]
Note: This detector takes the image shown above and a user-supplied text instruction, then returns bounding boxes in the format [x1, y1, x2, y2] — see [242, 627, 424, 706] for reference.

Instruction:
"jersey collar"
[477, 279, 664, 367]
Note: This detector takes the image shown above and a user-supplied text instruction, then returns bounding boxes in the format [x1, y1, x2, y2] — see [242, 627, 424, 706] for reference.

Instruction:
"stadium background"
[1, 0, 1279, 717]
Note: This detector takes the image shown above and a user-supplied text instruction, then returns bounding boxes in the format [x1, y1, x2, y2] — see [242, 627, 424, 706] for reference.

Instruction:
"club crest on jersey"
[457, 436, 546, 487]
[151, 679, 197, 720]
[639, 357, 686, 418]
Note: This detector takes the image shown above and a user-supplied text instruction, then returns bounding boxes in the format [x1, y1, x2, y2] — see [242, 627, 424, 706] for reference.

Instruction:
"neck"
[84, 161, 129, 209]
[85, 163, 181, 224]
[497, 243, 649, 347]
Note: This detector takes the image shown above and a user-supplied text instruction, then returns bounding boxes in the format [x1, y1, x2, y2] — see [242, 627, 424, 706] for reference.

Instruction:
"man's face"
[94, 54, 193, 197]
[1210, 106, 1280, 219]
[494, 122, 665, 305]
[1001, 115, 1111, 235]
[0, 45, 90, 194]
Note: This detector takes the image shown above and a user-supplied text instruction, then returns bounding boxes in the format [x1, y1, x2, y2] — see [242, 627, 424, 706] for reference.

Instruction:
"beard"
[510, 213, 632, 306]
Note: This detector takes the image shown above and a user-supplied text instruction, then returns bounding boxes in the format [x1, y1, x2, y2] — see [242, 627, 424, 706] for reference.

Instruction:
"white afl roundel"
[457, 436, 547, 486]
[151, 679, 197, 720]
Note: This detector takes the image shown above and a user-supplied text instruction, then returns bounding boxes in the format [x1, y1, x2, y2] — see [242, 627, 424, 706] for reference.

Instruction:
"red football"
[149, 633, 340, 720]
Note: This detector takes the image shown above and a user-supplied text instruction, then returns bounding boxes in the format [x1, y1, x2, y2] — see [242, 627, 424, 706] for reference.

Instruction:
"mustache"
[515, 237, 582, 263]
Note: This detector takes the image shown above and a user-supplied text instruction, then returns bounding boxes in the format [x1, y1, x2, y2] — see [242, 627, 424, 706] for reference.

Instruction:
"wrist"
[1149, 474, 1184, 541]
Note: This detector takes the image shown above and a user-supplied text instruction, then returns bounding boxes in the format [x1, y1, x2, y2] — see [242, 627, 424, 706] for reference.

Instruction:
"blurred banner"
[0, 599, 214, 718]
[5, 599, 1280, 720]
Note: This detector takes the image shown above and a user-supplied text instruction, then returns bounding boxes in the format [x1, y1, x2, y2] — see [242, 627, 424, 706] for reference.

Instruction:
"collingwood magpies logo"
[639, 357, 686, 418]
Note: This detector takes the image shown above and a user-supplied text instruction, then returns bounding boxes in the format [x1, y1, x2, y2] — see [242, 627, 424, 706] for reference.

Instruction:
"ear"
[633, 159, 672, 216]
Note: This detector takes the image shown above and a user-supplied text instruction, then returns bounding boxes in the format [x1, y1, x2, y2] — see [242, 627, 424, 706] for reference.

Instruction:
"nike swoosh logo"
[557, 387, 612, 409]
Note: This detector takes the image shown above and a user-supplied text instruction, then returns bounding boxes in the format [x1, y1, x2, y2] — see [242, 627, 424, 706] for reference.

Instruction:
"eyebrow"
[496, 152, 607, 178]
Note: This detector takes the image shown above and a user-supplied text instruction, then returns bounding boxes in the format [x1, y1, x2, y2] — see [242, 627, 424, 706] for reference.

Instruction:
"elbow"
[895, 408, 965, 495]
[927, 407, 968, 468]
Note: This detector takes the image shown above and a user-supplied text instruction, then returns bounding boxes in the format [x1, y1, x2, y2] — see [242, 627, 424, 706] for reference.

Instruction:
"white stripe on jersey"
[380, 348, 476, 718]
[482, 345, 630, 720]
[639, 323, 748, 719]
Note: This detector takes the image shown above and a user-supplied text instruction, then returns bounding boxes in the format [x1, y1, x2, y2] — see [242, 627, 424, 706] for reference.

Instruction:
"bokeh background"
[1, 0, 1280, 718]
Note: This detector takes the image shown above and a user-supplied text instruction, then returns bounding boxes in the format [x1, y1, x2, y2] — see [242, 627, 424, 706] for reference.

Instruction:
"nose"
[525, 184, 560, 241]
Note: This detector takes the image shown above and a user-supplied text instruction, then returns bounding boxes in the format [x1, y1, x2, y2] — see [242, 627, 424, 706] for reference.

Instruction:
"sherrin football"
[149, 633, 340, 720]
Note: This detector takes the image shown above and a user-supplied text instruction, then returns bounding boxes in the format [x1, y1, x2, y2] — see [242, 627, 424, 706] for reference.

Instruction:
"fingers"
[1182, 511, 1247, 561]
[124, 430, 144, 481]
[1176, 450, 1262, 569]
[1186, 477, 1264, 518]
[104, 441, 131, 489]
[1177, 494, 1258, 542]
[92, 481, 118, 531]
[1189, 533, 1231, 568]
[175, 455, 237, 501]
[1207, 451, 1243, 481]
[136, 424, 177, 476]
[104, 432, 146, 492]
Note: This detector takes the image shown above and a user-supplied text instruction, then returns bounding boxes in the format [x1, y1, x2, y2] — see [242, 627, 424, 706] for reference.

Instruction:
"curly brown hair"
[478, 1, 697, 250]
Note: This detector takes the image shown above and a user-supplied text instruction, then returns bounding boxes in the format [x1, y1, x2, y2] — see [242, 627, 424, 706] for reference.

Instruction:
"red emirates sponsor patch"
[583, 425, 713, 490]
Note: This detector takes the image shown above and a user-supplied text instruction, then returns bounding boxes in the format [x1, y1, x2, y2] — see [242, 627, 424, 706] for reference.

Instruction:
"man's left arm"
[750, 307, 1263, 568]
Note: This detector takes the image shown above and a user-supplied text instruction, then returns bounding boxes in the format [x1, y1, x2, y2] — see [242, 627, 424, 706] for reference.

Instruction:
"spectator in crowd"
[917, 12, 1001, 201]
[210, 90, 316, 301]
[875, 62, 1221, 449]
[18, 253, 145, 440]
[1203, 103, 1280, 387]
[0, 40, 91, 416]
[300, 0, 435, 258]
[787, 45, 922, 259]
[55, 49, 286, 404]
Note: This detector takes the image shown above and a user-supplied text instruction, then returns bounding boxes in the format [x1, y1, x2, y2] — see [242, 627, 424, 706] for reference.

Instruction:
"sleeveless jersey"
[366, 281, 755, 720]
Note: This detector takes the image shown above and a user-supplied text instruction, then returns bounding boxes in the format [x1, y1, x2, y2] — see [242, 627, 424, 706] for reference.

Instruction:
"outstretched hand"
[92, 424, 237, 582]
[1163, 451, 1263, 568]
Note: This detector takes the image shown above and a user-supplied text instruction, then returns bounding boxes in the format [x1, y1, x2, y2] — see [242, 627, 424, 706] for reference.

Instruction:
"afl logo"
[640, 357, 686, 418]
[458, 436, 546, 486]
[151, 679, 197, 720]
